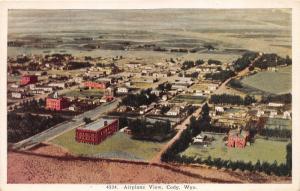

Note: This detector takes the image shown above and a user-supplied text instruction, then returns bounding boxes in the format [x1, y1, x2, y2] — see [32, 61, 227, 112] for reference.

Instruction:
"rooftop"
[77, 118, 116, 131]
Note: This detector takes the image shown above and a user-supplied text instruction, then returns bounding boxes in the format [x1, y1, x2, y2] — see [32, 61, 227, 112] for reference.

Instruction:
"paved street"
[12, 98, 120, 150]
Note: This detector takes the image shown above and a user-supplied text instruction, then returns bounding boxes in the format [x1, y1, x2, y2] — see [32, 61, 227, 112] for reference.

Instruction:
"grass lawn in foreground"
[50, 130, 167, 161]
[180, 133, 289, 164]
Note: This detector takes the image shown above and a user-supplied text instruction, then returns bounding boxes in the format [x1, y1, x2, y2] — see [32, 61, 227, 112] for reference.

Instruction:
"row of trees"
[208, 59, 222, 65]
[128, 118, 172, 141]
[122, 89, 158, 107]
[205, 70, 235, 82]
[167, 150, 291, 177]
[66, 61, 92, 70]
[8, 112, 65, 143]
[210, 94, 256, 105]
[181, 59, 205, 70]
[261, 93, 292, 104]
[259, 128, 291, 139]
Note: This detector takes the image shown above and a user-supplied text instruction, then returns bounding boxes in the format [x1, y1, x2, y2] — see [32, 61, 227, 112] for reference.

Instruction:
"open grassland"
[240, 66, 291, 95]
[50, 130, 166, 161]
[62, 88, 103, 98]
[180, 133, 289, 164]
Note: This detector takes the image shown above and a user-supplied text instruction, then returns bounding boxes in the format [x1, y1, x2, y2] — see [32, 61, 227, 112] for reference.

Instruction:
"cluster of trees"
[205, 70, 235, 82]
[229, 79, 243, 89]
[67, 61, 92, 70]
[233, 51, 259, 72]
[14, 99, 45, 112]
[184, 72, 199, 78]
[210, 94, 256, 105]
[253, 54, 292, 69]
[16, 56, 30, 64]
[181, 60, 195, 70]
[195, 59, 205, 66]
[167, 150, 291, 177]
[261, 93, 292, 104]
[157, 82, 172, 92]
[208, 59, 222, 65]
[181, 59, 205, 70]
[128, 118, 172, 141]
[122, 89, 158, 107]
[7, 112, 65, 143]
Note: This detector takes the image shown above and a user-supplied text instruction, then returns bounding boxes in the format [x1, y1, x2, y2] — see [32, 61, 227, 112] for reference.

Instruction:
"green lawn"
[171, 95, 206, 104]
[180, 133, 289, 164]
[241, 66, 291, 95]
[50, 130, 166, 161]
[62, 89, 103, 98]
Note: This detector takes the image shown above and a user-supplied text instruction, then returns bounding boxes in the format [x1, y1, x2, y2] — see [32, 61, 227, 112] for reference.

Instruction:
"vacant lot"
[50, 130, 166, 161]
[63, 88, 104, 98]
[240, 66, 291, 95]
[132, 82, 154, 89]
[180, 133, 289, 164]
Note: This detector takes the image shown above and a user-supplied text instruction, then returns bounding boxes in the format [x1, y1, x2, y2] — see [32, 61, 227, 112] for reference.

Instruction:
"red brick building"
[75, 118, 119, 144]
[227, 129, 250, 148]
[20, 75, 38, 86]
[46, 92, 69, 111]
[83, 81, 109, 89]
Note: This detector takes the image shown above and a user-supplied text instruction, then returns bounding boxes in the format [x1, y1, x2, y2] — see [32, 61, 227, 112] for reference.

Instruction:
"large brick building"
[83, 81, 109, 89]
[20, 75, 38, 86]
[227, 129, 250, 148]
[46, 92, 69, 111]
[75, 118, 119, 144]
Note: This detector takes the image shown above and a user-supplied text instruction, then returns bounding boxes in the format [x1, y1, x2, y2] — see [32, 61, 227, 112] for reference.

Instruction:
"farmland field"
[50, 130, 166, 161]
[240, 66, 291, 95]
[180, 133, 289, 164]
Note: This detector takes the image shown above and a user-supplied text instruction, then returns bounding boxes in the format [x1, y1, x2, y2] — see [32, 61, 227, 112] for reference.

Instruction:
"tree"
[244, 95, 256, 105]
[83, 117, 93, 124]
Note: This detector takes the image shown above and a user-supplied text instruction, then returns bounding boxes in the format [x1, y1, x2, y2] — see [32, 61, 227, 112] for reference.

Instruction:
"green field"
[50, 130, 166, 161]
[240, 66, 291, 95]
[171, 95, 206, 104]
[180, 133, 289, 164]
[63, 89, 103, 98]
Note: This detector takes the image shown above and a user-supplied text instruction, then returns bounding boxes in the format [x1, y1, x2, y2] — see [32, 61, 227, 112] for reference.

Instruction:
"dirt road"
[150, 105, 204, 164]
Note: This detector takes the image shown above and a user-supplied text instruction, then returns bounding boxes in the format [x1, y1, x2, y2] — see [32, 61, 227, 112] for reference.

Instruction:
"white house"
[268, 102, 284, 107]
[166, 107, 180, 116]
[117, 87, 129, 94]
[11, 92, 23, 99]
